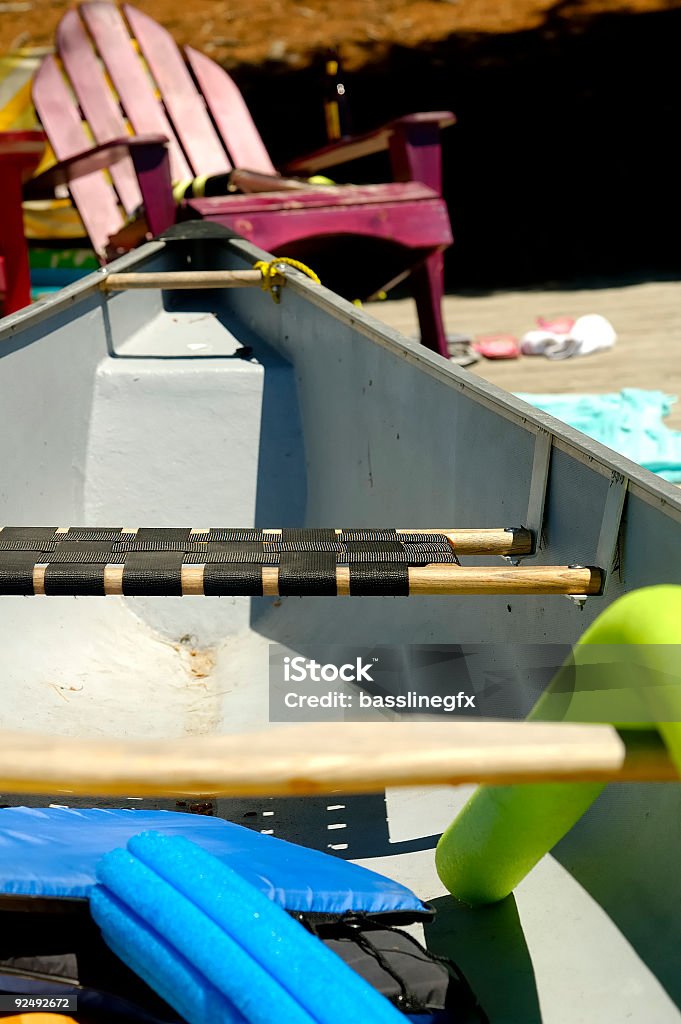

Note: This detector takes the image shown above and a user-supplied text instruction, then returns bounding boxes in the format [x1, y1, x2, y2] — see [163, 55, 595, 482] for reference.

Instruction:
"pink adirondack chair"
[27, 2, 455, 356]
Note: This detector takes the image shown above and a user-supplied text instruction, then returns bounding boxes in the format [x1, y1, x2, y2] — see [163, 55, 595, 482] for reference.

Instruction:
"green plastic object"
[435, 586, 681, 905]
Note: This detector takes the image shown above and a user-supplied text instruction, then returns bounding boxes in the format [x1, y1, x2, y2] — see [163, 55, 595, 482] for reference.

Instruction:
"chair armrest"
[284, 112, 455, 176]
[24, 135, 168, 198]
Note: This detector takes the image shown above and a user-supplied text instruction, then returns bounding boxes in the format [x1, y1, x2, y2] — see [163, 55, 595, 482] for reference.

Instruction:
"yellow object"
[308, 175, 336, 186]
[254, 257, 321, 303]
[0, 49, 43, 131]
[7, 1017, 78, 1023]
[324, 101, 341, 142]
[172, 173, 211, 202]
[23, 199, 88, 241]
[172, 177, 194, 203]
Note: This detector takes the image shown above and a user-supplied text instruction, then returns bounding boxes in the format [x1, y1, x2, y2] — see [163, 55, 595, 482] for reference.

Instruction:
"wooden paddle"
[0, 722, 672, 798]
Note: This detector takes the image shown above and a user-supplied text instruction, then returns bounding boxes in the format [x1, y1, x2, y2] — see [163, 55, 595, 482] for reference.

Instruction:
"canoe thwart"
[0, 526, 600, 596]
[100, 258, 321, 295]
[0, 722, 673, 798]
[100, 269, 277, 290]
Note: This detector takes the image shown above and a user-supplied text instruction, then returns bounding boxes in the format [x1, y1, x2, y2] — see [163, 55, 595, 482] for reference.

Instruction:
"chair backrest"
[32, 1, 275, 258]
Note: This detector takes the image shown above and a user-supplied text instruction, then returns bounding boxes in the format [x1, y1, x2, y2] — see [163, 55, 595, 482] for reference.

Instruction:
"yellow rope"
[254, 257, 321, 303]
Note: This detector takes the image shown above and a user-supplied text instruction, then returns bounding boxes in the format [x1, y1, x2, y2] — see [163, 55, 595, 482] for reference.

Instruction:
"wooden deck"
[369, 279, 681, 429]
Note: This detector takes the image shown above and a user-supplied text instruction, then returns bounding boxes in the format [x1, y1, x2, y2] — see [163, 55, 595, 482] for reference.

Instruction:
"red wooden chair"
[27, 2, 455, 356]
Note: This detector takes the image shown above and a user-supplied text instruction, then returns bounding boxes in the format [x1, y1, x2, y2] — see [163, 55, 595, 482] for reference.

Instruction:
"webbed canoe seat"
[0, 526, 601, 597]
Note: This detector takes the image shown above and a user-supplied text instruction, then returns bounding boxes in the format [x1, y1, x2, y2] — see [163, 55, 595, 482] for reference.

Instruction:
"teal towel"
[517, 389, 681, 482]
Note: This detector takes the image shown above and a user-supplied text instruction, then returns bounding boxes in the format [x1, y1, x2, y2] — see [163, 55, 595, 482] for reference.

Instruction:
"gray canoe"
[0, 225, 680, 1022]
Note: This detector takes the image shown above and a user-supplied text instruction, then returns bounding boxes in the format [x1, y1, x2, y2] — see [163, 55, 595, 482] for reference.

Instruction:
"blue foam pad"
[0, 807, 428, 919]
[91, 832, 405, 1024]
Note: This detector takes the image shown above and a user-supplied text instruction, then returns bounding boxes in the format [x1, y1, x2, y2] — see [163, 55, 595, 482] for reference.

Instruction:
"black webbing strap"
[0, 527, 59, 541]
[206, 529, 266, 542]
[203, 562, 263, 596]
[339, 529, 398, 541]
[135, 528, 191, 543]
[44, 563, 106, 596]
[349, 562, 410, 596]
[0, 552, 40, 594]
[278, 553, 338, 596]
[0, 528, 458, 597]
[61, 528, 125, 541]
[122, 553, 184, 596]
[281, 528, 337, 542]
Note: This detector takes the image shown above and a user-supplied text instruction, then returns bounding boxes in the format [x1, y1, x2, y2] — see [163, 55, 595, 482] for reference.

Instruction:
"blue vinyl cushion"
[0, 807, 430, 919]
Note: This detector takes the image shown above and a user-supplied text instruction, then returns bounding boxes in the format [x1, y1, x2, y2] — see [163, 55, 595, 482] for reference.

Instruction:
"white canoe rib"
[0, 723, 673, 798]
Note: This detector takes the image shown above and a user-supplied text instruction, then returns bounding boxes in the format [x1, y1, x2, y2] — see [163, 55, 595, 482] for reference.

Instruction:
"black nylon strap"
[112, 540, 192, 553]
[122, 553, 184, 596]
[207, 529, 266, 542]
[0, 540, 56, 552]
[44, 563, 106, 596]
[63, 528, 124, 541]
[402, 544, 458, 565]
[208, 542, 269, 553]
[135, 528, 191, 543]
[278, 553, 337, 595]
[183, 550, 280, 565]
[0, 553, 37, 594]
[203, 562, 263, 596]
[349, 562, 409, 596]
[280, 528, 338, 542]
[277, 540, 344, 552]
[0, 527, 57, 541]
[0, 529, 459, 596]
[340, 530, 398, 541]
[344, 541, 403, 554]
[339, 549, 448, 565]
[48, 548, 117, 564]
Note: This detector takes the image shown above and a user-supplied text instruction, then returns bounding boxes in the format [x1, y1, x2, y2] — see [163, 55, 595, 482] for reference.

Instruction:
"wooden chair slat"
[184, 45, 275, 174]
[56, 9, 142, 216]
[80, 1, 191, 184]
[31, 56, 123, 259]
[124, 6, 231, 178]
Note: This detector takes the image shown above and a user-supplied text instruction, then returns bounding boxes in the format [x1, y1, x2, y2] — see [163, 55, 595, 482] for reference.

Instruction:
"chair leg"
[0, 162, 31, 316]
[410, 251, 449, 359]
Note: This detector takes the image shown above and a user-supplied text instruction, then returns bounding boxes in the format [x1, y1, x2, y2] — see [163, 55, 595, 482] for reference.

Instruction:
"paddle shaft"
[0, 722, 672, 798]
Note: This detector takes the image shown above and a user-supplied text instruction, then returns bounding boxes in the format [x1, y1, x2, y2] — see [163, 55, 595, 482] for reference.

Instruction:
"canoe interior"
[0, 228, 680, 1022]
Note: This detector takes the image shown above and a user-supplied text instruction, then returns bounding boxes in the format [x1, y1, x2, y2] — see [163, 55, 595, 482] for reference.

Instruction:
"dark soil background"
[238, 7, 681, 290]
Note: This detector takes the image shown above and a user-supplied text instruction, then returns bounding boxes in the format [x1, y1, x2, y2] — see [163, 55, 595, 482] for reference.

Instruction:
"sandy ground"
[2, 0, 681, 69]
[369, 278, 681, 429]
